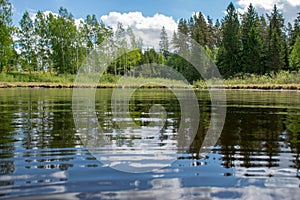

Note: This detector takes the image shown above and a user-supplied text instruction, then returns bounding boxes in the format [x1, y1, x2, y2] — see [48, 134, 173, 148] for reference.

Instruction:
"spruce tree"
[258, 15, 268, 70]
[289, 13, 300, 48]
[216, 2, 241, 78]
[265, 5, 287, 72]
[175, 19, 189, 54]
[241, 4, 264, 74]
[289, 36, 300, 70]
[159, 26, 169, 53]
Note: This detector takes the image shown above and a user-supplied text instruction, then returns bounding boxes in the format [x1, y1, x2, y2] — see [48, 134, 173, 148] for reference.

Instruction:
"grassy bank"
[1, 71, 300, 89]
[195, 71, 300, 90]
[0, 72, 190, 88]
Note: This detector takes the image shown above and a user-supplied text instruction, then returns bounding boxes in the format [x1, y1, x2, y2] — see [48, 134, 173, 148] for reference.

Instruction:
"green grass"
[194, 70, 300, 89]
[112, 76, 190, 88]
[0, 72, 75, 83]
[0, 72, 190, 88]
[224, 71, 300, 85]
[0, 72, 121, 84]
[1, 71, 300, 89]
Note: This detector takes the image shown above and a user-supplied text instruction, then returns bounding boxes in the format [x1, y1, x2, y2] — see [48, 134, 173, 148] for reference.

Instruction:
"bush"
[194, 70, 300, 88]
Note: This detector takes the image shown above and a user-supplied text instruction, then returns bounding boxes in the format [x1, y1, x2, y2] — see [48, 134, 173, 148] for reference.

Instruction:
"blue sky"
[10, 0, 300, 25]
[9, 0, 300, 48]
[11, 0, 232, 25]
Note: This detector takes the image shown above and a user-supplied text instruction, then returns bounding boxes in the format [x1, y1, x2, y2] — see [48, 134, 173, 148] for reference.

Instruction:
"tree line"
[170, 3, 300, 80]
[0, 0, 300, 81]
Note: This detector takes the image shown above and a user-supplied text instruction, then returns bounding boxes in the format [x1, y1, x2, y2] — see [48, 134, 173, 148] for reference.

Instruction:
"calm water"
[0, 88, 299, 199]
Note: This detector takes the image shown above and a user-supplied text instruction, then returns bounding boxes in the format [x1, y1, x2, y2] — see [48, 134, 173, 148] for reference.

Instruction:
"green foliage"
[18, 11, 36, 72]
[48, 8, 78, 74]
[0, 0, 14, 72]
[159, 26, 169, 53]
[0, 72, 189, 88]
[290, 36, 300, 70]
[195, 70, 300, 88]
[189, 12, 208, 47]
[216, 2, 241, 78]
[0, 72, 75, 83]
[265, 5, 287, 72]
[241, 4, 264, 74]
[34, 11, 51, 72]
[111, 76, 189, 88]
[288, 13, 300, 48]
[1, 0, 300, 85]
[225, 70, 300, 85]
[108, 49, 142, 75]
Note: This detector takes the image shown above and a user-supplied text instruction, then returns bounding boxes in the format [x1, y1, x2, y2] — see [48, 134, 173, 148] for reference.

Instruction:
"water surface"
[0, 88, 299, 199]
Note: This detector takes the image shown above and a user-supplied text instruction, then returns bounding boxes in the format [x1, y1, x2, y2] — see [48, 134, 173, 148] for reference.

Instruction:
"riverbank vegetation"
[0, 72, 190, 88]
[1, 70, 300, 90]
[0, 0, 299, 87]
[195, 70, 300, 89]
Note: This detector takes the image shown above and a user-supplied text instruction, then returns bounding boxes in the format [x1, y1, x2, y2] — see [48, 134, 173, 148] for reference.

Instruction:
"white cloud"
[75, 17, 84, 28]
[28, 11, 83, 28]
[101, 12, 177, 49]
[237, 0, 300, 22]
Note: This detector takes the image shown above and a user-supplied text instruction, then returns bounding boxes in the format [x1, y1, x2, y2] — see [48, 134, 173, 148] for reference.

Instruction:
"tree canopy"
[0, 1, 299, 82]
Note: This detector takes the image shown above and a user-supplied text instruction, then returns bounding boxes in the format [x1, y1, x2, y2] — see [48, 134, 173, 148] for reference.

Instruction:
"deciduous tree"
[0, 0, 14, 72]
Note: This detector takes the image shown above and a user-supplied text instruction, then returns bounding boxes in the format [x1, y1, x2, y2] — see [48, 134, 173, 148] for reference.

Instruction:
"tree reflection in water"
[0, 88, 300, 197]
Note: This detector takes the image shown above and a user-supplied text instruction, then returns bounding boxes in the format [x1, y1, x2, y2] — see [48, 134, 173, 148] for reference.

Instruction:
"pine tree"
[159, 26, 169, 53]
[241, 4, 264, 74]
[189, 12, 208, 47]
[214, 19, 222, 46]
[265, 5, 287, 72]
[207, 16, 216, 50]
[171, 19, 190, 76]
[289, 13, 300, 48]
[172, 18, 203, 82]
[174, 19, 189, 55]
[216, 2, 241, 78]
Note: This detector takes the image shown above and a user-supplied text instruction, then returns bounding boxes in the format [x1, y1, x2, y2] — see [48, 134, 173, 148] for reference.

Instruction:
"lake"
[0, 88, 299, 199]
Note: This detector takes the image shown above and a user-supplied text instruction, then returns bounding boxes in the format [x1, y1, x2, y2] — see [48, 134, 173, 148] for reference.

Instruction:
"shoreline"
[1, 82, 300, 90]
[0, 82, 189, 89]
[215, 84, 300, 90]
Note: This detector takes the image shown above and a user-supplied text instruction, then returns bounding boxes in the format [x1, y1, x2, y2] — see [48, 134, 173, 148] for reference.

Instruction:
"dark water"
[0, 88, 299, 199]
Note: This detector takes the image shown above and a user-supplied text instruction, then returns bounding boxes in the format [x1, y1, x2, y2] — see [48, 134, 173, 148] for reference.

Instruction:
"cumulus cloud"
[237, 0, 300, 22]
[29, 11, 84, 28]
[101, 12, 177, 49]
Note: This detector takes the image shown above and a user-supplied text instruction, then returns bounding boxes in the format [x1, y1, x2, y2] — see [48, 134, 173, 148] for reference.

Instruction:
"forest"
[0, 0, 300, 83]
